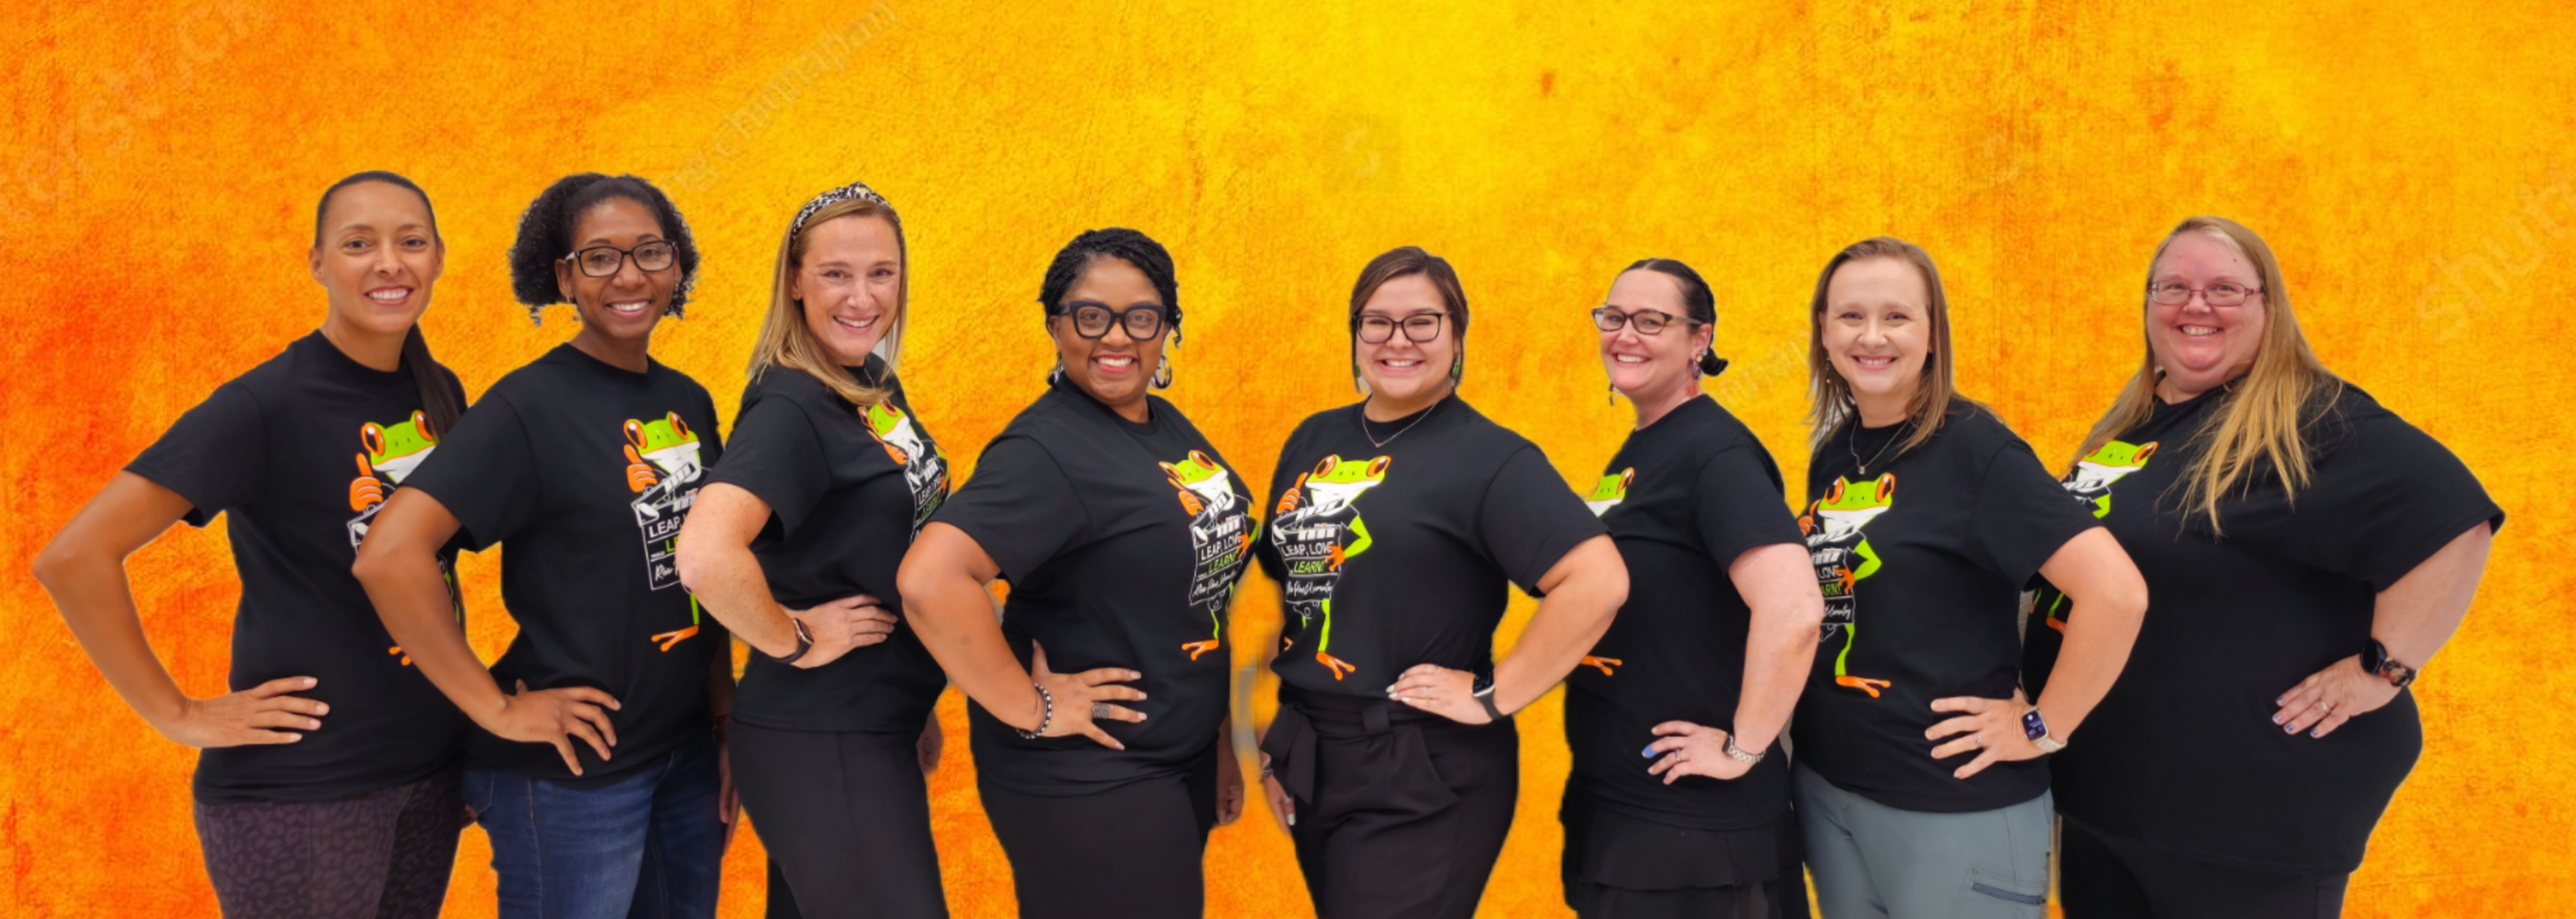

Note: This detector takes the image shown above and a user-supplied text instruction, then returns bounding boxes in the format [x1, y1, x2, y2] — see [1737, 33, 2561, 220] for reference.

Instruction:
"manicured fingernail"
[1287, 813, 1297, 827]
[2310, 729, 2324, 738]
[309, 719, 322, 728]
[304, 678, 319, 687]
[2271, 714, 2284, 724]
[314, 703, 329, 715]
[1641, 745, 1657, 758]
[2283, 724, 2298, 733]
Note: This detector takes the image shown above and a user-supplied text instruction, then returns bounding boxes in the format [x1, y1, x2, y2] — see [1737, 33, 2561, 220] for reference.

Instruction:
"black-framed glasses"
[1592, 307, 1701, 335]
[1355, 312, 1447, 344]
[2146, 281, 2260, 307]
[1057, 302, 1169, 340]
[564, 241, 677, 278]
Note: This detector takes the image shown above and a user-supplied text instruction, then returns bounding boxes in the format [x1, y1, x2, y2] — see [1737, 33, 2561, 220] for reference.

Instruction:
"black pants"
[192, 766, 463, 919]
[2060, 816, 2350, 919]
[978, 752, 1218, 919]
[1263, 693, 1519, 919]
[731, 722, 947, 919]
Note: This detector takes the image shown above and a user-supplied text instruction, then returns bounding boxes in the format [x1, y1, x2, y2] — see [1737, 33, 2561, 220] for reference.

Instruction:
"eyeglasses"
[1592, 307, 1701, 335]
[1057, 302, 1168, 340]
[565, 241, 678, 278]
[1355, 313, 1447, 344]
[2147, 281, 2260, 308]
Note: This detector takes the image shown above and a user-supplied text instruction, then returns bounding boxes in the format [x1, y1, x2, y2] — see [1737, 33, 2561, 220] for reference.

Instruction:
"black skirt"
[1560, 784, 1810, 919]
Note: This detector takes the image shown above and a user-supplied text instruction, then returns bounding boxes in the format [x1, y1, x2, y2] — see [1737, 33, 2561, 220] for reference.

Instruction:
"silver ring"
[1091, 702, 1112, 720]
[2320, 701, 2335, 714]
[1970, 735, 1983, 749]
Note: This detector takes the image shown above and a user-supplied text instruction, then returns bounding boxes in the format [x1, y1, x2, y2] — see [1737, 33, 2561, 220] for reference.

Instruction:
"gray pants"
[1793, 764, 2051, 919]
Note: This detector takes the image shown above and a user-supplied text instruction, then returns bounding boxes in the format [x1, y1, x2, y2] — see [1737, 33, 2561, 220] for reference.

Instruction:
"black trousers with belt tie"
[1262, 688, 1520, 919]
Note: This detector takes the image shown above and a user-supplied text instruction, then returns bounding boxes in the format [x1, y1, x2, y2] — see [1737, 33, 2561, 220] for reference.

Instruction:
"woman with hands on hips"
[1254, 246, 1628, 919]
[1558, 258, 1826, 919]
[672, 181, 952, 919]
[1788, 238, 2147, 919]
[898, 228, 1254, 919]
[2029, 217, 2500, 919]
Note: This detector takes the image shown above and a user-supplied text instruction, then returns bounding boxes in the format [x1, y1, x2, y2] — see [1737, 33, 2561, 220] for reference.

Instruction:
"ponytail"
[401, 324, 463, 438]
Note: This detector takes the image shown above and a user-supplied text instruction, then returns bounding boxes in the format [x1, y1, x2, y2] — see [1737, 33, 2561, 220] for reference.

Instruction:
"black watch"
[773, 616, 816, 665]
[1471, 671, 1504, 722]
[2361, 638, 2417, 689]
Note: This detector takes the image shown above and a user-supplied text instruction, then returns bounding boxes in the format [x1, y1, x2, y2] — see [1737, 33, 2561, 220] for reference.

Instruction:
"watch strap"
[773, 616, 816, 665]
[1723, 733, 1764, 765]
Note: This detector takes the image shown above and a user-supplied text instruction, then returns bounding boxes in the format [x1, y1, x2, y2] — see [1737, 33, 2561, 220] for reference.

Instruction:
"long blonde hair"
[746, 192, 907, 408]
[2075, 216, 2339, 532]
[1806, 237, 1976, 456]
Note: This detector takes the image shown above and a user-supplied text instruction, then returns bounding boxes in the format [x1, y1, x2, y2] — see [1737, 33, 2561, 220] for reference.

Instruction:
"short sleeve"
[402, 396, 542, 551]
[931, 436, 1090, 583]
[703, 396, 831, 538]
[126, 382, 270, 528]
[1693, 444, 1804, 567]
[1967, 439, 2102, 585]
[2221, 413, 2503, 591]
[1477, 445, 1611, 595]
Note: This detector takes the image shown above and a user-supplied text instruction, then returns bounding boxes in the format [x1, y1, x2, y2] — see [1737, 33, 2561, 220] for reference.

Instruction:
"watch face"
[2022, 709, 2048, 741]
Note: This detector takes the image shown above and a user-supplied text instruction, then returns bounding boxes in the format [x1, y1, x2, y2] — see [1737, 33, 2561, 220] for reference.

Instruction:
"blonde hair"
[1806, 237, 1977, 457]
[2075, 216, 2339, 532]
[746, 195, 907, 408]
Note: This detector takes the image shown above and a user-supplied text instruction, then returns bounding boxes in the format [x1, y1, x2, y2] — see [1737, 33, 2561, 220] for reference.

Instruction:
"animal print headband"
[789, 180, 892, 236]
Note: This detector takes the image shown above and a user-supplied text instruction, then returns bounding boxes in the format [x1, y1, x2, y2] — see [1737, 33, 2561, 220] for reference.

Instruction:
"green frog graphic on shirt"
[2022, 440, 2158, 633]
[1269, 454, 1392, 680]
[1801, 473, 1897, 698]
[623, 412, 707, 649]
[1576, 468, 1635, 676]
[1164, 450, 1251, 661]
[347, 411, 455, 667]
[863, 401, 949, 536]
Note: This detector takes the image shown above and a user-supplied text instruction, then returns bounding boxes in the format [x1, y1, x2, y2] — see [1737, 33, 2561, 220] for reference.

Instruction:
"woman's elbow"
[672, 526, 720, 596]
[30, 534, 86, 593]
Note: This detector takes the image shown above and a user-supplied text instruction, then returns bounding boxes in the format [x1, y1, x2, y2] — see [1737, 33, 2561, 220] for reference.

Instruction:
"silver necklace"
[1850, 420, 1900, 476]
[1361, 399, 1441, 449]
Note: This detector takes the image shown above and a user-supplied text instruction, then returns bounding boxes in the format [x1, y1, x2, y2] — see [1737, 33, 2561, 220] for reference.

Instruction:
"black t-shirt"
[2029, 384, 2502, 871]
[1256, 398, 1607, 698]
[402, 345, 726, 784]
[1789, 401, 2099, 813]
[931, 376, 1255, 795]
[127, 332, 469, 803]
[703, 358, 951, 733]
[1564, 396, 1806, 831]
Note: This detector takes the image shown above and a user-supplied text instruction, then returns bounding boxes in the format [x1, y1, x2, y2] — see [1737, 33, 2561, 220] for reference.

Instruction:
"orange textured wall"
[3, 2, 2570, 916]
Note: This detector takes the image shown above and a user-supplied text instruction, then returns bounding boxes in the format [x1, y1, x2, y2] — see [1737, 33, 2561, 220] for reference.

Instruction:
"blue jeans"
[465, 731, 726, 919]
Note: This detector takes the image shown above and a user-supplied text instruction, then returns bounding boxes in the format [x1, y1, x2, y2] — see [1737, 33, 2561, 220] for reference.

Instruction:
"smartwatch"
[773, 616, 816, 665]
[2022, 707, 2064, 754]
[1722, 733, 1765, 765]
[2361, 638, 2418, 689]
[1472, 671, 1505, 722]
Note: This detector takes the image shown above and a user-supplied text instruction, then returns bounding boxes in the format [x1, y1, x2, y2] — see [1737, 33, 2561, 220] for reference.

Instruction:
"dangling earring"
[1607, 380, 1619, 406]
[528, 305, 544, 327]
[1152, 354, 1174, 390]
[1353, 361, 1371, 397]
[1047, 360, 1065, 386]
[1449, 351, 1465, 384]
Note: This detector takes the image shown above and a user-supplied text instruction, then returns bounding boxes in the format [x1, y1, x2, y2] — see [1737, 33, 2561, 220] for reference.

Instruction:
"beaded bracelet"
[1015, 684, 1054, 739]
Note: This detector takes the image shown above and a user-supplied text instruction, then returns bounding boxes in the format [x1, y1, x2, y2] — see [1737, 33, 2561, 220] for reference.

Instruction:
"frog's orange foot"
[1182, 639, 1222, 660]
[1836, 675, 1892, 698]
[1834, 567, 1859, 593]
[1317, 652, 1357, 681]
[1579, 655, 1623, 676]
[1327, 546, 1347, 571]
[883, 444, 910, 467]
[2045, 618, 2067, 633]
[388, 646, 412, 667]
[652, 626, 700, 652]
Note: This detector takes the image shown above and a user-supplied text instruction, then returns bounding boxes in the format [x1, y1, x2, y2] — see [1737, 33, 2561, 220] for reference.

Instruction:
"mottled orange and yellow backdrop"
[5, 2, 2571, 916]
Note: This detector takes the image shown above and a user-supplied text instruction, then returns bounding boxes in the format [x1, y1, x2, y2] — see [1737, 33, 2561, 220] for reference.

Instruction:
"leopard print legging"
[192, 769, 464, 919]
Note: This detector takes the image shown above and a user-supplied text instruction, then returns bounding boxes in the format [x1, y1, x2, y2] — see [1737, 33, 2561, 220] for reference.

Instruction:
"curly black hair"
[506, 173, 701, 322]
[1036, 227, 1182, 347]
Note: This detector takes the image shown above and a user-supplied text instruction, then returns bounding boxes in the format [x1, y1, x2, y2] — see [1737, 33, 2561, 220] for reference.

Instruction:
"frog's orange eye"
[1162, 462, 1186, 490]
[2134, 442, 2158, 462]
[1618, 469, 1634, 490]
[1189, 450, 1216, 468]
[410, 410, 432, 441]
[1314, 455, 1342, 477]
[624, 419, 648, 449]
[1822, 479, 1846, 505]
[1873, 473, 1897, 502]
[361, 423, 387, 456]
[667, 412, 691, 439]
[1366, 456, 1392, 477]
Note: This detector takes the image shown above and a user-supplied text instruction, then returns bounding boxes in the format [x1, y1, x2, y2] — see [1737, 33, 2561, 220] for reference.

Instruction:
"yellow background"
[4, 2, 2570, 915]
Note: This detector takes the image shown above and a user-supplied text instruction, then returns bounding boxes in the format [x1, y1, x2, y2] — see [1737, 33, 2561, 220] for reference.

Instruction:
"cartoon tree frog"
[1164, 450, 1250, 660]
[350, 411, 439, 512]
[624, 412, 704, 520]
[1585, 467, 1633, 517]
[864, 401, 928, 468]
[1801, 473, 1896, 698]
[1270, 454, 1391, 680]
[2024, 439, 2159, 633]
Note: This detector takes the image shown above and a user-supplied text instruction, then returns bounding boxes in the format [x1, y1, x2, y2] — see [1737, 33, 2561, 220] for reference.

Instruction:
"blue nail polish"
[2271, 715, 2284, 724]
[1641, 745, 1657, 758]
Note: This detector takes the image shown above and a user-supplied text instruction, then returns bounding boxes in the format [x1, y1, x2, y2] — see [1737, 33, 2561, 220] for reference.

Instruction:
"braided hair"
[506, 174, 702, 323]
[312, 170, 464, 438]
[1036, 227, 1183, 347]
[1624, 258, 1728, 376]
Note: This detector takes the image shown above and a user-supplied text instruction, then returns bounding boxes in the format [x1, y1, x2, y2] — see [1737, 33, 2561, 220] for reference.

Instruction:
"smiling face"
[2147, 230, 2268, 401]
[1048, 255, 1167, 413]
[792, 213, 902, 366]
[1355, 273, 1456, 409]
[1821, 257, 1931, 424]
[311, 180, 443, 339]
[1600, 269, 1710, 401]
[554, 197, 676, 349]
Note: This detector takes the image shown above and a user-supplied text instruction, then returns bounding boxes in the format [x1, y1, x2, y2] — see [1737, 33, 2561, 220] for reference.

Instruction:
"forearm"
[902, 575, 1043, 731]
[2372, 523, 2492, 669]
[676, 537, 799, 660]
[1732, 602, 1818, 751]
[1494, 570, 1623, 715]
[356, 544, 506, 726]
[37, 550, 191, 729]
